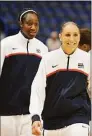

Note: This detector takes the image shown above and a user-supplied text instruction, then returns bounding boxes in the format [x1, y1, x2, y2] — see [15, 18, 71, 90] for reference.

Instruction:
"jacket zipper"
[67, 55, 70, 70]
[27, 40, 29, 53]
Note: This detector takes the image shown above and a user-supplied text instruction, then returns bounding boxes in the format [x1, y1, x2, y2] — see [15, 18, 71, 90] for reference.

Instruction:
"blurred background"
[0, 1, 91, 44]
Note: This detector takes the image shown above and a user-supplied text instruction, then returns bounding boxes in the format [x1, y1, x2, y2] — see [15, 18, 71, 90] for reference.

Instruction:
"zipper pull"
[67, 55, 70, 70]
[27, 40, 29, 53]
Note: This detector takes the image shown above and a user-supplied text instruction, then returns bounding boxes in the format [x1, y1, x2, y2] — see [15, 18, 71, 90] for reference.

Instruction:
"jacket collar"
[20, 30, 30, 39]
[59, 46, 79, 57]
[18, 31, 35, 44]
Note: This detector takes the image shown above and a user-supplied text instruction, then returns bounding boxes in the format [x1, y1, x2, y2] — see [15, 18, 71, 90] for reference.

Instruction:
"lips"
[67, 42, 77, 46]
[29, 31, 36, 35]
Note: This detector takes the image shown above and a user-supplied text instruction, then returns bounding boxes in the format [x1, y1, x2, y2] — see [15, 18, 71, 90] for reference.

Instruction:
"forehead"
[24, 13, 39, 22]
[62, 24, 79, 33]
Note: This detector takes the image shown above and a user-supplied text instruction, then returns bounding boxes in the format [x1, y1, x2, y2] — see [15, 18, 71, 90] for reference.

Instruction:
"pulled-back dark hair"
[18, 8, 39, 23]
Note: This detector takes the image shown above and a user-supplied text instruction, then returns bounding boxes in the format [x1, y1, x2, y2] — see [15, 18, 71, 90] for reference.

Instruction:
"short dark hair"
[79, 28, 91, 47]
[18, 8, 39, 22]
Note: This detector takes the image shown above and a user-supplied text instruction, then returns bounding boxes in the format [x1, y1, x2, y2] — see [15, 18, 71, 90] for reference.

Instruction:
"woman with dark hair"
[78, 28, 91, 52]
[0, 9, 48, 136]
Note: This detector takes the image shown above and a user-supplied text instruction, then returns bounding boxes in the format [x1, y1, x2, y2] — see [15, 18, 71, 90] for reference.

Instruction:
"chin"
[29, 36, 35, 39]
[66, 49, 75, 55]
[30, 34, 36, 39]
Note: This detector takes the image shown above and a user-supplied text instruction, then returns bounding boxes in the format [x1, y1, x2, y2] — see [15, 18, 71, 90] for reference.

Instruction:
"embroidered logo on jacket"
[36, 49, 41, 53]
[78, 63, 84, 68]
[12, 48, 17, 50]
[52, 65, 58, 68]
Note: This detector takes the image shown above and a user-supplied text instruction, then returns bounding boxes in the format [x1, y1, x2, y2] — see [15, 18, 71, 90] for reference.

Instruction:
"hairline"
[20, 10, 39, 22]
[60, 21, 80, 33]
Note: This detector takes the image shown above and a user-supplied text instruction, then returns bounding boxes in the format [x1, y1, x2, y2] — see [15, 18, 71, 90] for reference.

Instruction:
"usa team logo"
[78, 63, 84, 68]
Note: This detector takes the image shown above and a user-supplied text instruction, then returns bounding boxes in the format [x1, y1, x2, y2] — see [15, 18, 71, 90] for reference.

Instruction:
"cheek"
[63, 38, 69, 43]
[22, 25, 30, 31]
[37, 26, 39, 31]
[76, 37, 80, 42]
[35, 27, 38, 32]
[62, 37, 66, 42]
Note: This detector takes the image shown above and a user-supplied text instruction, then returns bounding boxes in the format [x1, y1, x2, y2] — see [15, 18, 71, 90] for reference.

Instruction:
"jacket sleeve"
[0, 39, 6, 75]
[87, 53, 91, 98]
[29, 57, 46, 122]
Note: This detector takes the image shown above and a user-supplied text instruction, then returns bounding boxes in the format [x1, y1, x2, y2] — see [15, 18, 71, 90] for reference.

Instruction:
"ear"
[19, 21, 23, 28]
[59, 33, 62, 42]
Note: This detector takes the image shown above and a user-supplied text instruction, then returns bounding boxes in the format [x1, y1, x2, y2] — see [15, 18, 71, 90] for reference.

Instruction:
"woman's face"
[20, 12, 39, 39]
[59, 23, 80, 55]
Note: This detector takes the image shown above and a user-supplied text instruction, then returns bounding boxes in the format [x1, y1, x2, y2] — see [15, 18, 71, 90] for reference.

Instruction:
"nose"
[70, 36, 74, 42]
[30, 24, 36, 30]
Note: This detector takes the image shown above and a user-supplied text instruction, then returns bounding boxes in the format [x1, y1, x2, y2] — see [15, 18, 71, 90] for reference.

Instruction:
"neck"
[21, 30, 30, 39]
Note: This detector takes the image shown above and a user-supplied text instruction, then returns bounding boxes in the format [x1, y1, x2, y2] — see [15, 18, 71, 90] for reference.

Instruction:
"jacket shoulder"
[1, 34, 18, 47]
[77, 48, 89, 57]
[77, 49, 90, 63]
[34, 38, 48, 51]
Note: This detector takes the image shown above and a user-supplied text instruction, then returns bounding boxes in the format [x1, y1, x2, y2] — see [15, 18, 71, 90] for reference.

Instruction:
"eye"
[65, 33, 70, 37]
[26, 22, 39, 27]
[74, 33, 78, 37]
[26, 22, 32, 26]
[34, 23, 39, 26]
